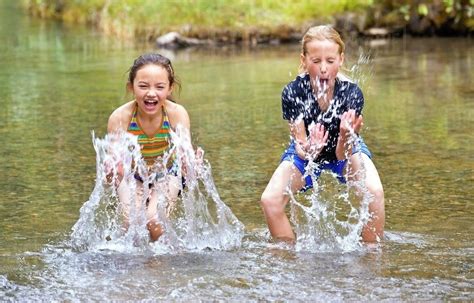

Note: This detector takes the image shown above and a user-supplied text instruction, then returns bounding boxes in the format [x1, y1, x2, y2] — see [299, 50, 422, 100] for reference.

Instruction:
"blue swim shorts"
[280, 137, 372, 190]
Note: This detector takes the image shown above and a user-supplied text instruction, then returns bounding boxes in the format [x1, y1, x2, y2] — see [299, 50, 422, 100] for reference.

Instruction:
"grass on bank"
[22, 0, 373, 40]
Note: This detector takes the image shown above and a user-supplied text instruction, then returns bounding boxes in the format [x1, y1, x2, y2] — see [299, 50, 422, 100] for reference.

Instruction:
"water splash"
[289, 134, 373, 253]
[347, 49, 373, 88]
[280, 51, 376, 252]
[70, 126, 244, 253]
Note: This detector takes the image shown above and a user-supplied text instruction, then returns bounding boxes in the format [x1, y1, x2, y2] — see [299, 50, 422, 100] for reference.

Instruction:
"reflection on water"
[1, 231, 472, 301]
[1, 1, 473, 301]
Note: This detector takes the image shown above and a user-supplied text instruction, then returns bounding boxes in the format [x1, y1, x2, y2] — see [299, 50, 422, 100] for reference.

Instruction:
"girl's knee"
[367, 184, 385, 226]
[260, 191, 286, 214]
[369, 182, 384, 201]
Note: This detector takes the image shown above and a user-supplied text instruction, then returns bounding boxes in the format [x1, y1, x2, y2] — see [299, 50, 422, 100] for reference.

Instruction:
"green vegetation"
[21, 0, 473, 41]
[370, 0, 473, 35]
[21, 0, 372, 40]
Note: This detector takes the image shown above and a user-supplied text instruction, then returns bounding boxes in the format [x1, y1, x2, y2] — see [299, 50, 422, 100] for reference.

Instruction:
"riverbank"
[22, 0, 473, 48]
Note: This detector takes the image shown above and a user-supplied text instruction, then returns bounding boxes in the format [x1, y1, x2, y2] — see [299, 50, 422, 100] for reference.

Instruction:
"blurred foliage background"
[20, 0, 474, 42]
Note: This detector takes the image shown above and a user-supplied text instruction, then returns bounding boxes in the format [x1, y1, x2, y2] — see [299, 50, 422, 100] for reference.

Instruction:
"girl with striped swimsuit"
[107, 53, 197, 241]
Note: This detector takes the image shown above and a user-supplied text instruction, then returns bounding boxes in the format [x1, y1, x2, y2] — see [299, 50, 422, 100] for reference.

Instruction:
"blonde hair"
[299, 25, 345, 73]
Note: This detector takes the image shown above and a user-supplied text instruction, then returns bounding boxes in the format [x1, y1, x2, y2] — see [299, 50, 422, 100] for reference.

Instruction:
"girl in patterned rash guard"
[107, 53, 197, 241]
[260, 25, 385, 243]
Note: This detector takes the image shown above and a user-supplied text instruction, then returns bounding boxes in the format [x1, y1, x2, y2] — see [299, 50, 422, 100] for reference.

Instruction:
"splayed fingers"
[340, 109, 363, 137]
[307, 122, 329, 158]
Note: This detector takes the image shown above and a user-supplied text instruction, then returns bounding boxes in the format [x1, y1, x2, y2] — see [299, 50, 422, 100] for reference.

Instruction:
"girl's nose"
[320, 63, 327, 73]
[146, 88, 158, 96]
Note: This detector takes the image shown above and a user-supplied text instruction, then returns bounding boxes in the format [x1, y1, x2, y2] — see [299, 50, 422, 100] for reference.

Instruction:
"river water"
[1, 2, 473, 301]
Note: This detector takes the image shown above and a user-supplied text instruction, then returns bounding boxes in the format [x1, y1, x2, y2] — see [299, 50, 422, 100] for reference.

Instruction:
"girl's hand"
[339, 109, 363, 138]
[296, 122, 328, 160]
[191, 146, 205, 177]
[307, 122, 329, 159]
[104, 157, 124, 186]
[336, 109, 363, 160]
[179, 146, 205, 177]
[295, 139, 309, 160]
[195, 146, 204, 166]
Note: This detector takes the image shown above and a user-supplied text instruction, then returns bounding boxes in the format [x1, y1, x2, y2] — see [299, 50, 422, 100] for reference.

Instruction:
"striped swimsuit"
[127, 105, 172, 168]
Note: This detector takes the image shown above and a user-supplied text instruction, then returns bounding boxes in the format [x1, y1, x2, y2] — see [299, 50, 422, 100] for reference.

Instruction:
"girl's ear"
[300, 53, 307, 72]
[340, 52, 345, 66]
[126, 82, 133, 93]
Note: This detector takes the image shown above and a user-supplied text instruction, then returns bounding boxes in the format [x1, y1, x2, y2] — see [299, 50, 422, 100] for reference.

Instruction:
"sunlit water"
[1, 1, 473, 301]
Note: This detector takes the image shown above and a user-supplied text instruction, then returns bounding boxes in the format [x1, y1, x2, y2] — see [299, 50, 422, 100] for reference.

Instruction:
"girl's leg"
[346, 153, 385, 242]
[116, 178, 139, 232]
[145, 175, 182, 241]
[260, 161, 306, 242]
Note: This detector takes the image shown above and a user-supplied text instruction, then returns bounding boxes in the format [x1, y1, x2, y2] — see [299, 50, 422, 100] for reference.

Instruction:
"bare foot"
[147, 221, 164, 242]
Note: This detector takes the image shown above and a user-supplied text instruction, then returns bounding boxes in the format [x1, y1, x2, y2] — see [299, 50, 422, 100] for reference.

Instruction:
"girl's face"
[129, 64, 172, 115]
[300, 39, 344, 96]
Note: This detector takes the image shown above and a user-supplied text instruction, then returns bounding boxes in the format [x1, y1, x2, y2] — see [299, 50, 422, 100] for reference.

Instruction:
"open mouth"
[144, 100, 159, 109]
[318, 78, 328, 89]
[312, 77, 330, 100]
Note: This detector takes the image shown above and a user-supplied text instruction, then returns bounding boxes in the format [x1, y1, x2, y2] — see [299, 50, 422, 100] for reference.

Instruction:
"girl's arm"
[107, 101, 134, 133]
[336, 109, 363, 160]
[289, 119, 308, 159]
[290, 119, 328, 160]
[168, 101, 191, 137]
[167, 101, 203, 174]
[104, 102, 134, 184]
[336, 83, 365, 160]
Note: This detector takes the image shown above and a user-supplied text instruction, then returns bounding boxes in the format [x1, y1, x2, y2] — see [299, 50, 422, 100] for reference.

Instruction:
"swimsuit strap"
[127, 103, 172, 167]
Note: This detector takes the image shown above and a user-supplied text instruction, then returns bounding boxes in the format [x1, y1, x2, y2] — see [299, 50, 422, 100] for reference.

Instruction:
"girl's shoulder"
[292, 73, 310, 86]
[164, 99, 189, 128]
[334, 75, 364, 112]
[107, 101, 135, 132]
[164, 99, 187, 116]
[283, 73, 311, 96]
[336, 73, 354, 83]
[336, 74, 363, 94]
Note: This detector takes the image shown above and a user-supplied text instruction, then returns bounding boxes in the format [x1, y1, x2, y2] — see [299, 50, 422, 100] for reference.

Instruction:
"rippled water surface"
[1, 2, 473, 301]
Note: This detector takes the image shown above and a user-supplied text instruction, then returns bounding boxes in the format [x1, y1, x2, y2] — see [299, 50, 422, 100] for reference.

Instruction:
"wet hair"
[301, 25, 345, 55]
[127, 53, 181, 96]
[299, 25, 345, 73]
